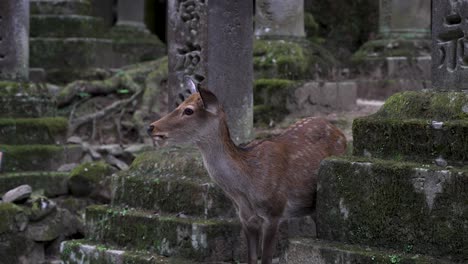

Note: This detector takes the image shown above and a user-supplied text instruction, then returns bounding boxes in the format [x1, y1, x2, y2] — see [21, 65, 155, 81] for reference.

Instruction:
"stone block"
[280, 238, 456, 264]
[0, 82, 56, 118]
[86, 205, 245, 262]
[316, 157, 468, 262]
[355, 79, 430, 100]
[60, 240, 190, 264]
[112, 147, 235, 218]
[30, 0, 91, 16]
[352, 91, 468, 165]
[0, 145, 83, 172]
[0, 117, 68, 145]
[30, 15, 105, 38]
[0, 172, 69, 197]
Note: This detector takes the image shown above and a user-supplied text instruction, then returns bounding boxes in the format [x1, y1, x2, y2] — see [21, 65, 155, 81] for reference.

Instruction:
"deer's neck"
[195, 115, 248, 194]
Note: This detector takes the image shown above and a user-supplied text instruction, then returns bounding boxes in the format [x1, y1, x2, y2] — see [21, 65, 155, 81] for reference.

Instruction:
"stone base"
[316, 156, 468, 262]
[30, 15, 105, 38]
[0, 117, 68, 145]
[0, 172, 69, 197]
[280, 238, 457, 264]
[0, 82, 56, 118]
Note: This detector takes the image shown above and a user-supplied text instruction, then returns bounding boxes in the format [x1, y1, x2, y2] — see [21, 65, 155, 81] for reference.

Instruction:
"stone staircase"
[29, 0, 166, 84]
[0, 81, 83, 195]
[61, 146, 316, 263]
[281, 91, 467, 263]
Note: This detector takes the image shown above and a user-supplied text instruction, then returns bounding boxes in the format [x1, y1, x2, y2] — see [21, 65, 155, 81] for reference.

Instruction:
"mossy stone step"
[0, 172, 69, 197]
[0, 117, 68, 145]
[31, 15, 105, 38]
[0, 145, 83, 172]
[353, 91, 468, 165]
[30, 37, 114, 69]
[86, 205, 245, 262]
[281, 238, 456, 264]
[316, 156, 468, 262]
[60, 240, 188, 264]
[31, 0, 91, 16]
[0, 82, 56, 118]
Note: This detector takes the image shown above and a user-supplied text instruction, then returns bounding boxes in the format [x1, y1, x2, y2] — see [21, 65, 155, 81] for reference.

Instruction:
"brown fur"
[149, 91, 346, 264]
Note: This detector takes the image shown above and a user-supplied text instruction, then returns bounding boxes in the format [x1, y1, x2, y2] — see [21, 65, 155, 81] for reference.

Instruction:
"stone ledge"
[0, 117, 68, 145]
[316, 157, 468, 262]
[280, 238, 456, 264]
[31, 15, 105, 38]
[0, 145, 83, 172]
[60, 240, 184, 264]
[0, 172, 69, 197]
[86, 205, 245, 262]
[31, 0, 91, 16]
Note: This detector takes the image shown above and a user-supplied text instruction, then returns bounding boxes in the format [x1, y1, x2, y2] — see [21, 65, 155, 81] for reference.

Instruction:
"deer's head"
[147, 79, 221, 147]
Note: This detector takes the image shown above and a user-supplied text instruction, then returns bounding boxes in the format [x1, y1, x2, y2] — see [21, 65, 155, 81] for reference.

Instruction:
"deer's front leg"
[260, 217, 280, 264]
[242, 223, 259, 264]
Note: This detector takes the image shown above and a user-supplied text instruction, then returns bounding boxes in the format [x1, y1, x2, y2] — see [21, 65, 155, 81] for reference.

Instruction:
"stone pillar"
[0, 0, 29, 81]
[116, 0, 149, 32]
[432, 0, 468, 91]
[379, 0, 430, 39]
[255, 0, 305, 38]
[168, 0, 254, 144]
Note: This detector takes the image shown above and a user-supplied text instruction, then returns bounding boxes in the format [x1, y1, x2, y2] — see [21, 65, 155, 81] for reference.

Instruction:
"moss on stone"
[68, 162, 114, 197]
[0, 203, 25, 234]
[85, 205, 243, 262]
[30, 15, 105, 38]
[351, 39, 431, 64]
[317, 156, 468, 261]
[0, 172, 69, 197]
[0, 117, 68, 145]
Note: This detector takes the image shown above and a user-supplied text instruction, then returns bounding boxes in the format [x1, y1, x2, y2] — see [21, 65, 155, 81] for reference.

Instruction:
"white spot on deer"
[339, 198, 349, 219]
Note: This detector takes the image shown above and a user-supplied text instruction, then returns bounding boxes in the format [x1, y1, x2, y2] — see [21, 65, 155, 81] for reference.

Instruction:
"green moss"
[0, 117, 68, 144]
[69, 162, 114, 197]
[351, 39, 431, 64]
[0, 203, 24, 234]
[30, 15, 105, 38]
[0, 172, 69, 197]
[317, 157, 468, 261]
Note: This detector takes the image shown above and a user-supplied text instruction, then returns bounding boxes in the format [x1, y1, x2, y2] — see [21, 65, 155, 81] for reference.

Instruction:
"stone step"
[85, 205, 246, 262]
[31, 0, 91, 16]
[60, 240, 190, 264]
[0, 82, 56, 118]
[352, 91, 468, 166]
[0, 117, 68, 145]
[31, 15, 105, 38]
[0, 171, 69, 197]
[280, 238, 457, 264]
[316, 156, 468, 262]
[0, 145, 83, 172]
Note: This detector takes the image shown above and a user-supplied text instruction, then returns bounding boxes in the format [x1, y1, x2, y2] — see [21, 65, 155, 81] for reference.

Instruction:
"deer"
[147, 79, 347, 264]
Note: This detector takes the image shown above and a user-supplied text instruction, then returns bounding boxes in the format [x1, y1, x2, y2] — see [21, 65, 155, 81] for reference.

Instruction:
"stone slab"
[30, 15, 105, 38]
[86, 205, 245, 262]
[316, 157, 468, 262]
[0, 117, 68, 145]
[280, 238, 456, 264]
[352, 91, 468, 165]
[0, 172, 69, 197]
[0, 145, 83, 173]
[255, 0, 305, 38]
[30, 0, 91, 16]
[432, 0, 468, 91]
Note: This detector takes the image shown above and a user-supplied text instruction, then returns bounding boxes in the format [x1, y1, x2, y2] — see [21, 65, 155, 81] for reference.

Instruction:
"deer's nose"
[147, 125, 155, 135]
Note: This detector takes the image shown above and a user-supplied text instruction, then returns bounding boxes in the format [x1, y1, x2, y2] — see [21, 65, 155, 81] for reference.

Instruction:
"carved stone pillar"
[116, 0, 149, 32]
[168, 0, 254, 144]
[0, 0, 29, 81]
[255, 0, 305, 38]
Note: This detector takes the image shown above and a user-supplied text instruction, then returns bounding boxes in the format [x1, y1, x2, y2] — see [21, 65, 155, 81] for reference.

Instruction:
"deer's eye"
[184, 108, 194, 115]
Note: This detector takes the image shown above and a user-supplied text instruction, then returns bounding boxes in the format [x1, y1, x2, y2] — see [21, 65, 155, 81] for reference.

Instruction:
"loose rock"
[2, 185, 32, 203]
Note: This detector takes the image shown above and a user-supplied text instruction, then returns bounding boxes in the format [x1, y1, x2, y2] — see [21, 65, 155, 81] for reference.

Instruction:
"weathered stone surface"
[0, 202, 27, 234]
[113, 148, 235, 218]
[0, 233, 44, 264]
[2, 184, 32, 203]
[0, 172, 69, 197]
[86, 205, 245, 262]
[31, 0, 91, 16]
[116, 0, 148, 31]
[0, 82, 56, 118]
[0, 117, 68, 145]
[26, 195, 57, 222]
[379, 0, 430, 39]
[0, 0, 29, 81]
[255, 0, 305, 37]
[353, 91, 468, 165]
[0, 144, 83, 172]
[68, 161, 114, 200]
[168, 0, 253, 144]
[281, 238, 457, 264]
[60, 240, 187, 264]
[26, 208, 84, 242]
[317, 157, 468, 262]
[30, 15, 105, 38]
[432, 0, 468, 91]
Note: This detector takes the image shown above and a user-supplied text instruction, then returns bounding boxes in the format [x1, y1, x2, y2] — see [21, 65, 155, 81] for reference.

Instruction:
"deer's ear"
[184, 76, 197, 94]
[198, 87, 219, 114]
